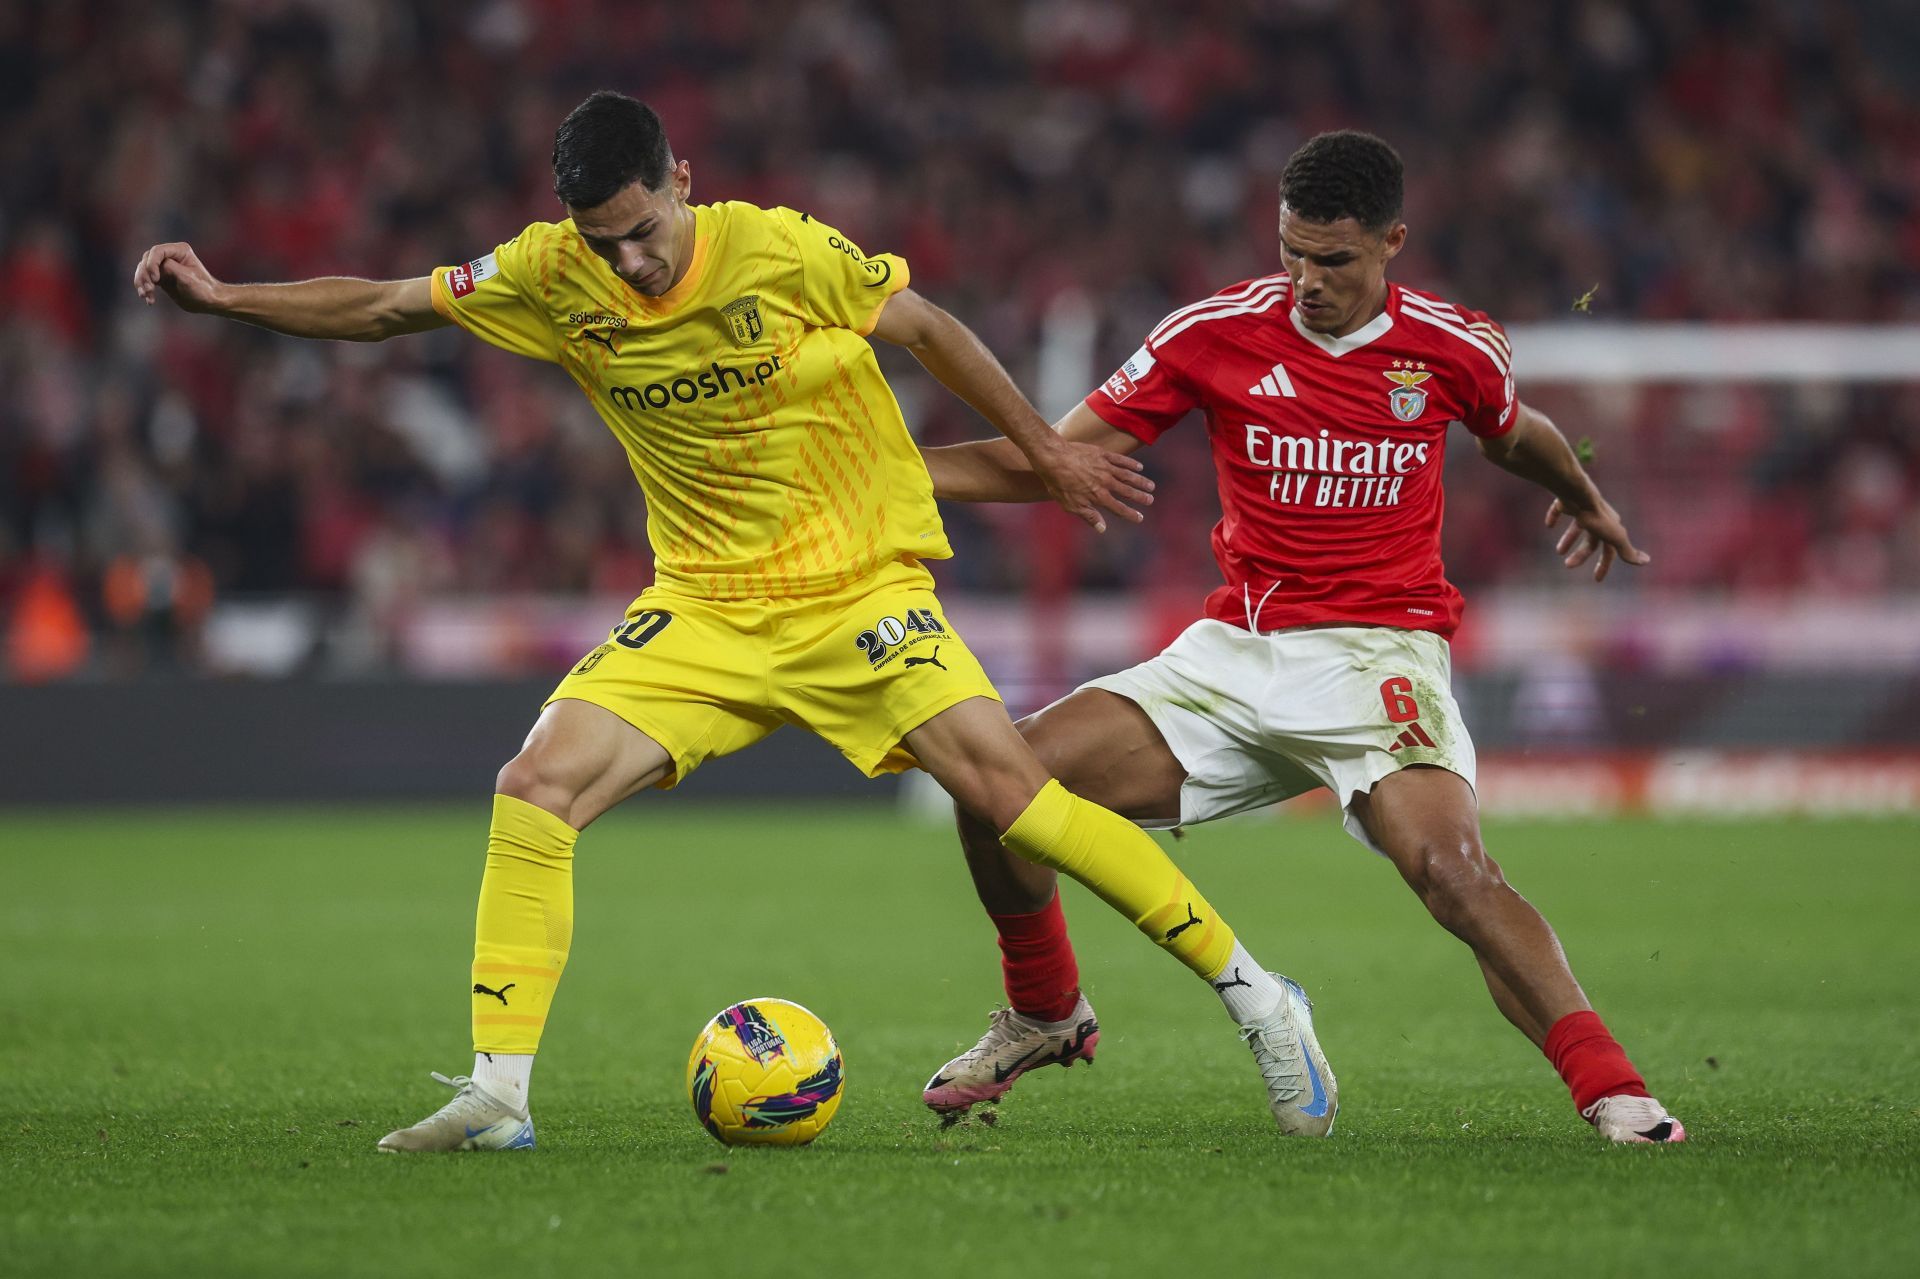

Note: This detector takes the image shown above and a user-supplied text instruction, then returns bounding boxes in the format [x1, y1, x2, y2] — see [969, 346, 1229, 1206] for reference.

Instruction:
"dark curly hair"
[552, 91, 674, 209]
[1278, 131, 1404, 233]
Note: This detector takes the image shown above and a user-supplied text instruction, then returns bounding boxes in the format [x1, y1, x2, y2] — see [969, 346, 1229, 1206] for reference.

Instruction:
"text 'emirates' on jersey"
[1088, 275, 1516, 638]
[432, 202, 950, 601]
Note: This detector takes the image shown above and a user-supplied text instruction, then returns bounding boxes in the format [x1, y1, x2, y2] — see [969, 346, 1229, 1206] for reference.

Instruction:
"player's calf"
[1390, 827, 1515, 943]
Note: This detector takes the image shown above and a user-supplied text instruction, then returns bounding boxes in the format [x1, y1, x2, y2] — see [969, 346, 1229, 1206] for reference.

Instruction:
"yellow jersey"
[431, 202, 952, 600]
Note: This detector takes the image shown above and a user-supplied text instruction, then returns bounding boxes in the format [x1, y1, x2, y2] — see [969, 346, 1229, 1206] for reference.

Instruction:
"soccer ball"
[685, 998, 845, 1147]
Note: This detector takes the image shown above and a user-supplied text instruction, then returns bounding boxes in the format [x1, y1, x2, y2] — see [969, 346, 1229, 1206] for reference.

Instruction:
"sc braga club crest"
[1384, 359, 1431, 422]
[722, 295, 764, 347]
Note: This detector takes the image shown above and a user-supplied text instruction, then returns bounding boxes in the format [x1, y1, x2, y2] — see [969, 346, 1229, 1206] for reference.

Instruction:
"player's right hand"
[1035, 439, 1156, 534]
[1546, 495, 1650, 582]
[133, 242, 227, 312]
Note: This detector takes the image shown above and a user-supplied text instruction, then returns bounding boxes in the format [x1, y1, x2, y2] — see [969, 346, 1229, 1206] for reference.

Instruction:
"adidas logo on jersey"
[1249, 361, 1297, 398]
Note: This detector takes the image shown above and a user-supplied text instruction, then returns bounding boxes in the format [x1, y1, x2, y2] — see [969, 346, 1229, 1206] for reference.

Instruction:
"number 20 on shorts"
[854, 607, 946, 665]
[612, 610, 672, 649]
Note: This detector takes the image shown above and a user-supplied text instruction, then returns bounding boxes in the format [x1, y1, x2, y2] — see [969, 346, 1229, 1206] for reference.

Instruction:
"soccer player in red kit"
[921, 130, 1684, 1144]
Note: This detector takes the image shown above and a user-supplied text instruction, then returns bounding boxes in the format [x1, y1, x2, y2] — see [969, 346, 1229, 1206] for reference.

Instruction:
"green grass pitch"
[4, 804, 1917, 1277]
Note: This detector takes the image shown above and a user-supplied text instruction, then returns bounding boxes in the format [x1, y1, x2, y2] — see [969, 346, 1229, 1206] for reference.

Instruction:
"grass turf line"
[3, 806, 1917, 1277]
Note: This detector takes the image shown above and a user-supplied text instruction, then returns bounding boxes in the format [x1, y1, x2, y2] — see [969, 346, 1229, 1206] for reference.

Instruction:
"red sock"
[990, 891, 1081, 1023]
[1544, 1010, 1651, 1114]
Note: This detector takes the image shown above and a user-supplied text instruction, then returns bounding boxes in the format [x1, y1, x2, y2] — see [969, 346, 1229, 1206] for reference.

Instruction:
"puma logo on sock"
[1164, 904, 1201, 942]
[473, 982, 517, 1006]
[1211, 967, 1251, 992]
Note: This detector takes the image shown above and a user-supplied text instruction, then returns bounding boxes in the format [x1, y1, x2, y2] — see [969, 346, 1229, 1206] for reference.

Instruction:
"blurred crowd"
[3, 0, 1919, 679]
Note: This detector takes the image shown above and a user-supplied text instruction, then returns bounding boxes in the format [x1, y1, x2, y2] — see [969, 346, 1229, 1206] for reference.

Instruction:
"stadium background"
[5, 0, 1920, 811]
[5, 5, 1919, 1278]
[1, 0, 1917, 809]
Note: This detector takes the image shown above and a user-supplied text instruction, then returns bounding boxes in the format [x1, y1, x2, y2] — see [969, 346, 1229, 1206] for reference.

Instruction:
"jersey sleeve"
[1083, 337, 1202, 444]
[430, 227, 561, 363]
[1452, 307, 1517, 438]
[775, 208, 910, 335]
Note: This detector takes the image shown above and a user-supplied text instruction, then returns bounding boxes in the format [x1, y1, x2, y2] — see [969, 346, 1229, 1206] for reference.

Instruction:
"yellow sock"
[472, 794, 577, 1055]
[1000, 779, 1234, 980]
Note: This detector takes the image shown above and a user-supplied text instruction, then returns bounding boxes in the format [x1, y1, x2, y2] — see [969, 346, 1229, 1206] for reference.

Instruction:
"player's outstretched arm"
[1477, 401, 1650, 581]
[921, 403, 1152, 516]
[872, 289, 1149, 532]
[132, 242, 449, 342]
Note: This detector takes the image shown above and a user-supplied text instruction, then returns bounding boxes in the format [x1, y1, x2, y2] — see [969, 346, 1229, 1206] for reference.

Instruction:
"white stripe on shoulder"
[1401, 303, 1508, 376]
[1399, 296, 1509, 375]
[1402, 293, 1512, 360]
[1152, 279, 1291, 348]
[1148, 279, 1270, 345]
[1465, 320, 1512, 359]
[1404, 293, 1508, 347]
[1400, 304, 1509, 376]
[1150, 275, 1289, 347]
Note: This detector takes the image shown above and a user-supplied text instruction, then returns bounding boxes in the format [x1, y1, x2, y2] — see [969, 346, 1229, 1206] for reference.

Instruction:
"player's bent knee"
[924, 744, 1049, 834]
[953, 800, 1002, 851]
[1012, 702, 1100, 777]
[1406, 839, 1507, 932]
[494, 750, 582, 818]
[966, 773, 1048, 837]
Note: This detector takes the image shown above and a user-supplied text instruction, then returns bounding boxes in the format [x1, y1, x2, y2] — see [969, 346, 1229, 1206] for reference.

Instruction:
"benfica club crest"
[1384, 361, 1432, 422]
[721, 295, 764, 347]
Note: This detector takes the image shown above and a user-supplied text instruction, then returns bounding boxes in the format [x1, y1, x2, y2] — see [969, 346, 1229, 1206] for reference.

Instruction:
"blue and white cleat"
[376, 1071, 536, 1153]
[1239, 973, 1337, 1136]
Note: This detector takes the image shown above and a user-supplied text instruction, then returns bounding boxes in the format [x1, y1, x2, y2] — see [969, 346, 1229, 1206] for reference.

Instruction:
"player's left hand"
[1545, 496, 1650, 582]
[1033, 440, 1155, 534]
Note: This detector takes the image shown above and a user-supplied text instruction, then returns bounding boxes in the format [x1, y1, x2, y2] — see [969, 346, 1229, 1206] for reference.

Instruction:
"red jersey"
[1087, 275, 1515, 638]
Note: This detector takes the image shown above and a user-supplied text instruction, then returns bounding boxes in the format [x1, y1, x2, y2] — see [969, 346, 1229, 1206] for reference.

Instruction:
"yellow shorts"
[547, 559, 1001, 785]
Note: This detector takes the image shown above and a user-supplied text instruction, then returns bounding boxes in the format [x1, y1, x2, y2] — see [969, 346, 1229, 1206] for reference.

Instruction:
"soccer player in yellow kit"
[134, 92, 1315, 1151]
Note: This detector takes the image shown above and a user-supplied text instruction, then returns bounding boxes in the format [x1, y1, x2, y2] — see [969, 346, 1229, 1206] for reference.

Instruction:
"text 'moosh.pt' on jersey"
[1088, 275, 1516, 639]
[431, 202, 951, 601]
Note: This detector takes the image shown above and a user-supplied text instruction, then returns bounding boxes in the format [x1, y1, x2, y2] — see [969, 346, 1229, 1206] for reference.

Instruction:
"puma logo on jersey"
[581, 329, 619, 354]
[473, 982, 517, 1006]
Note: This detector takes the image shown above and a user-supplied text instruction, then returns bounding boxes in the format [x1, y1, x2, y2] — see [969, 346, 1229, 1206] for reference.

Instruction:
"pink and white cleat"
[922, 995, 1100, 1114]
[1583, 1094, 1688, 1144]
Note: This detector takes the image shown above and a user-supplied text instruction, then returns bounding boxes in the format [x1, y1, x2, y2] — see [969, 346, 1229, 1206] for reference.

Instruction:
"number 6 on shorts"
[1380, 676, 1419, 723]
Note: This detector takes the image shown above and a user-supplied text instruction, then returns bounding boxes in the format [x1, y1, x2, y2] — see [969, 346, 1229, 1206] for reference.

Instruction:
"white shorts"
[1077, 621, 1477, 854]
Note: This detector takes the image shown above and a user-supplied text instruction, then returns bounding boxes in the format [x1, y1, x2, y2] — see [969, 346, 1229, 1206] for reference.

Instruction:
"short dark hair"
[1278, 131, 1404, 233]
[551, 91, 674, 209]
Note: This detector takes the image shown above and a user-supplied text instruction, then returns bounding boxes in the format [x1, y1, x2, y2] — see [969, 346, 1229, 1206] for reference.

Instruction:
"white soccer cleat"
[376, 1071, 536, 1153]
[1583, 1094, 1687, 1144]
[1239, 973, 1338, 1137]
[922, 995, 1100, 1114]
